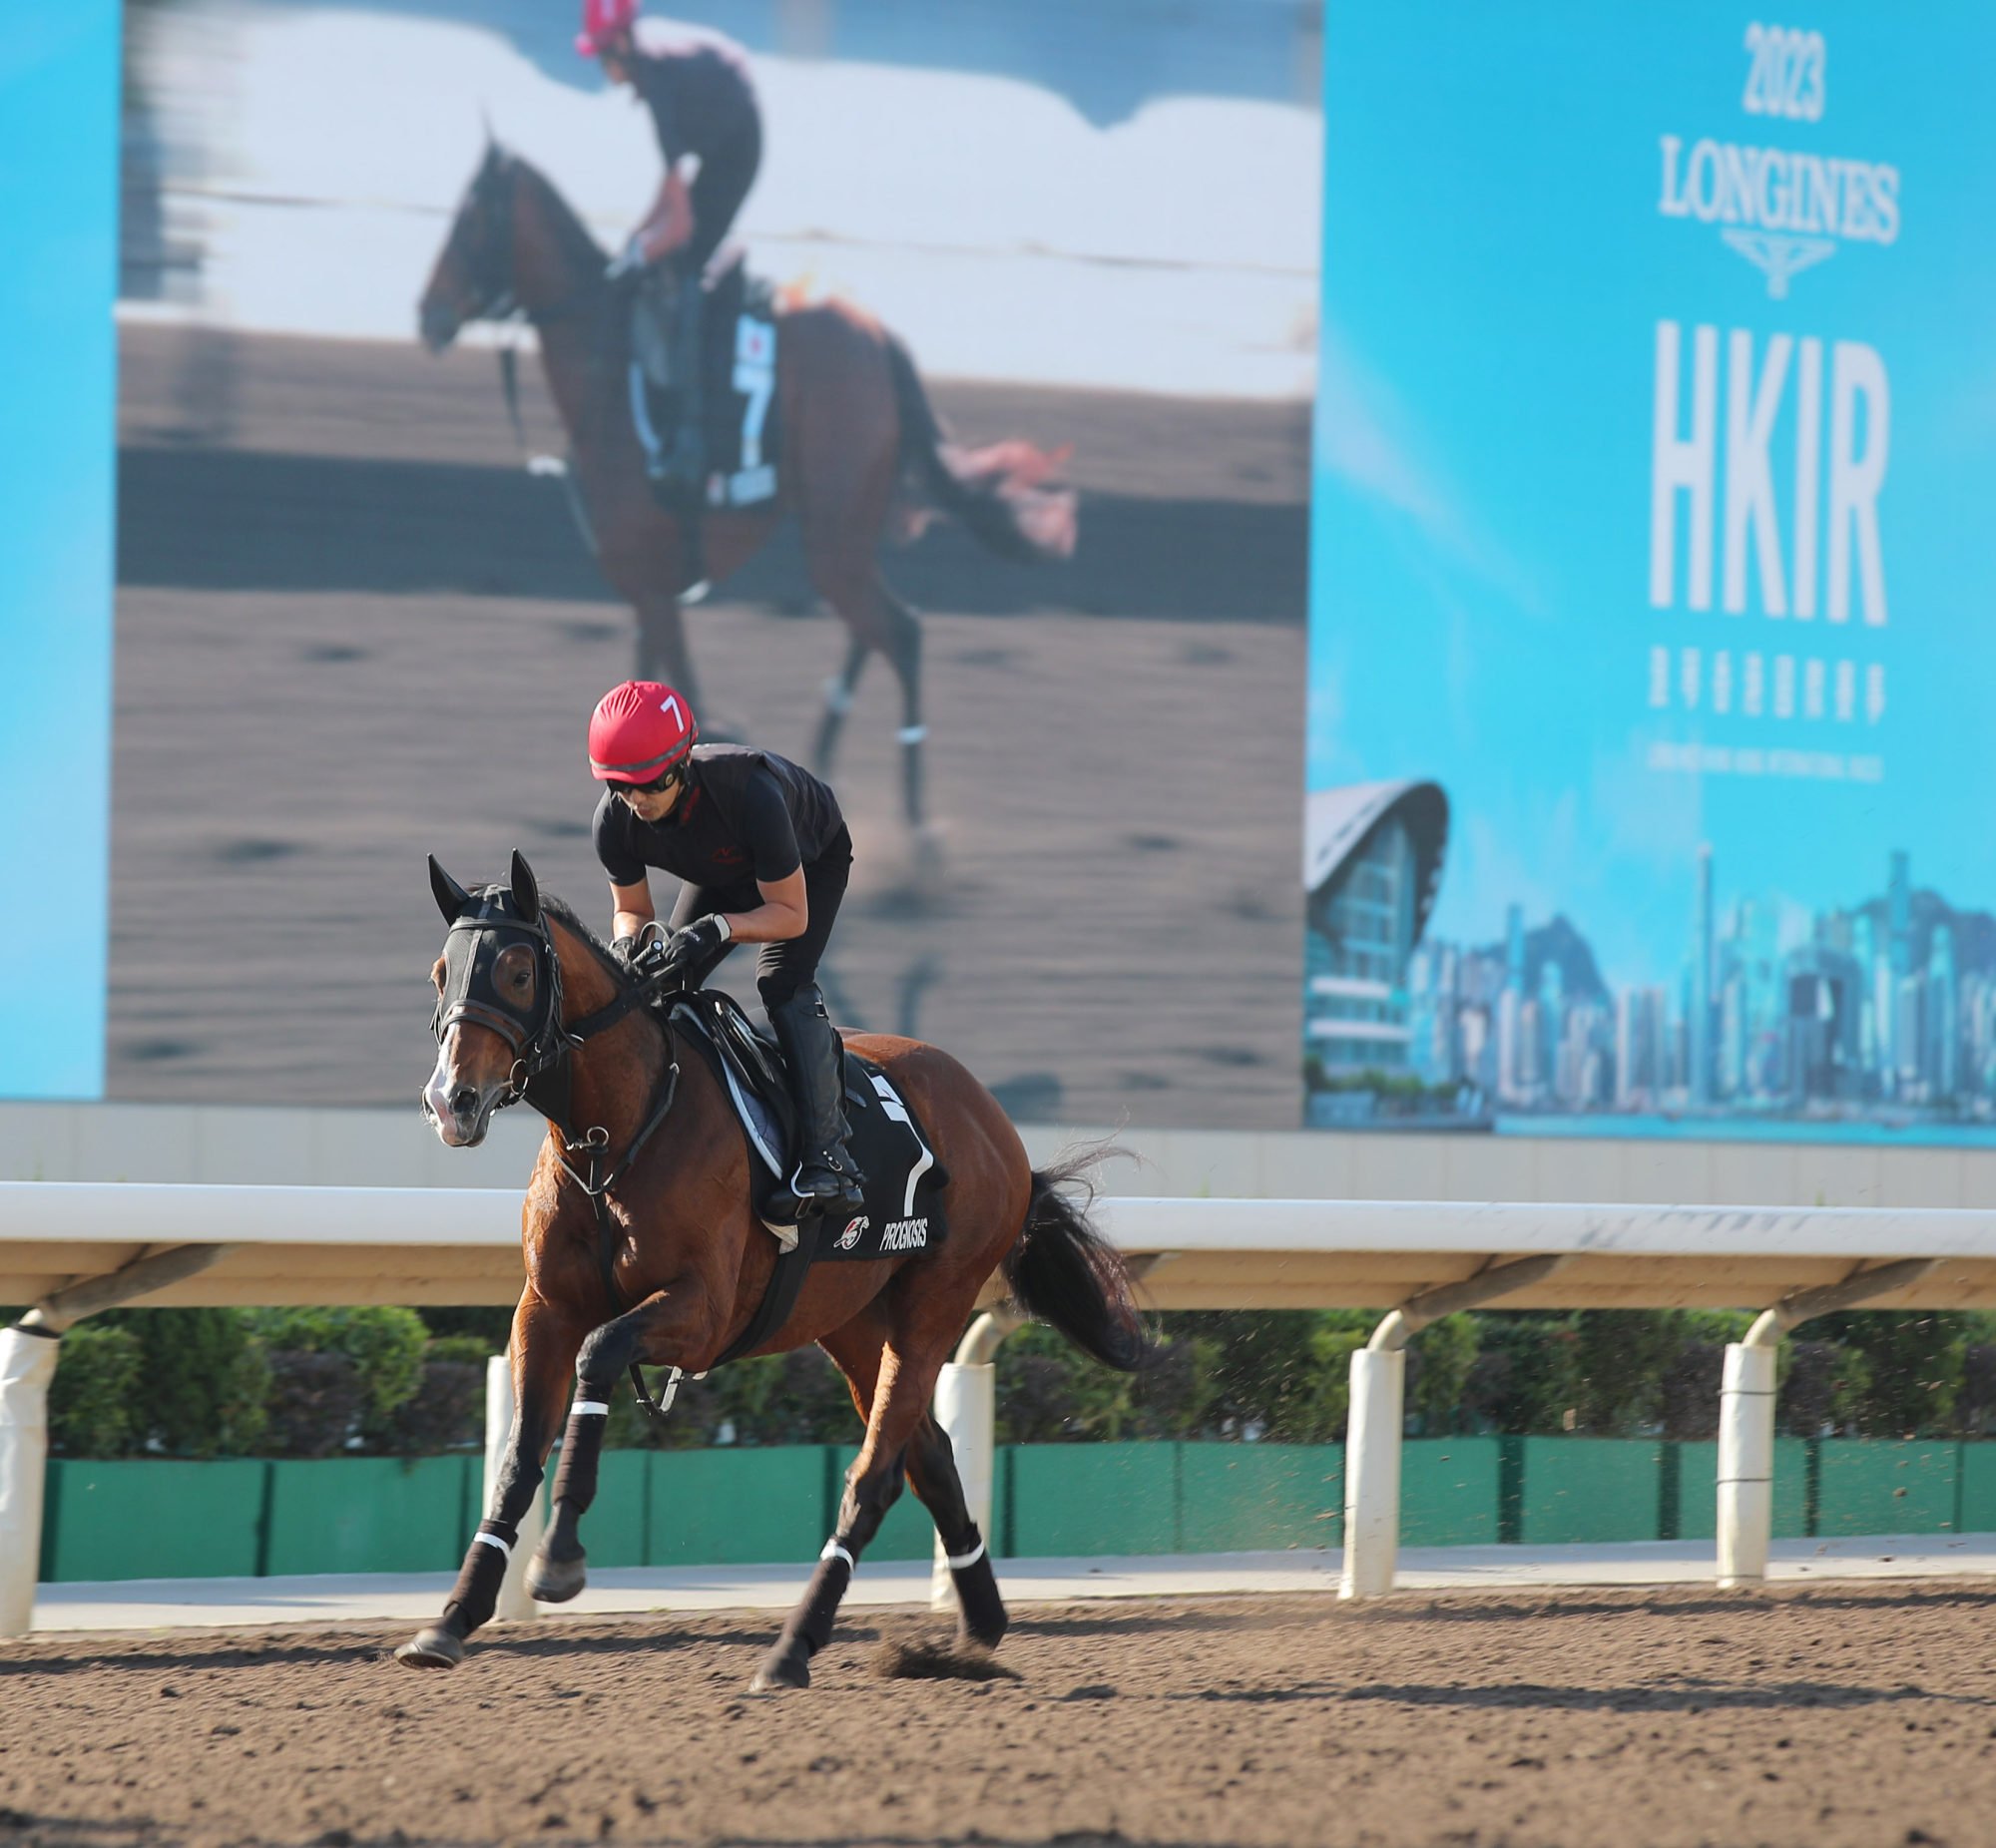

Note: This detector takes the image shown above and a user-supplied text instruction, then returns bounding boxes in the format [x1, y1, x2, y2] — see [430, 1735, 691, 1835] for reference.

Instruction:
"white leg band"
[474, 1532, 513, 1559]
[820, 1540, 856, 1570]
[823, 677, 855, 715]
[571, 1400, 610, 1418]
[947, 1539, 987, 1571]
[897, 724, 928, 746]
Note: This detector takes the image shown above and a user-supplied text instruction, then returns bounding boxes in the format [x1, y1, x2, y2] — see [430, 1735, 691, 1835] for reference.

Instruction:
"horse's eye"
[493, 943, 536, 1003]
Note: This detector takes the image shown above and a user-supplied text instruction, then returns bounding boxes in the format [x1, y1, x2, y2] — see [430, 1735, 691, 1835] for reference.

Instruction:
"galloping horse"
[399, 853, 1146, 1688]
[417, 144, 1077, 834]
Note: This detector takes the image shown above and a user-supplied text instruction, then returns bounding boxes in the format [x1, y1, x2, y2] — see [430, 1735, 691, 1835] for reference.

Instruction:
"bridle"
[447, 148, 524, 329]
[429, 887, 573, 1105]
[428, 884, 688, 1421]
[446, 146, 601, 337]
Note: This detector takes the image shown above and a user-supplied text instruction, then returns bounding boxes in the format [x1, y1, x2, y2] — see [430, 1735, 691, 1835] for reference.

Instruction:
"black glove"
[610, 926, 670, 981]
[657, 914, 731, 982]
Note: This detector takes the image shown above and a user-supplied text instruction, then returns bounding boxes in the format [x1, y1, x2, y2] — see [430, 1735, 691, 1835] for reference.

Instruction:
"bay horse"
[416, 143, 1077, 835]
[400, 852, 1146, 1688]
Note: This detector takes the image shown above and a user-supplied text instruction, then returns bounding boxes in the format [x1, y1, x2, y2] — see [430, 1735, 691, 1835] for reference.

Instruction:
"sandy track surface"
[109, 326, 1306, 1128]
[6, 1584, 1996, 1846]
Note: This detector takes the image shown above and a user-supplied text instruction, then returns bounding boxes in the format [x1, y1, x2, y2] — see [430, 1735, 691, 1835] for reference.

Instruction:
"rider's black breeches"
[680, 110, 761, 279]
[670, 825, 851, 1012]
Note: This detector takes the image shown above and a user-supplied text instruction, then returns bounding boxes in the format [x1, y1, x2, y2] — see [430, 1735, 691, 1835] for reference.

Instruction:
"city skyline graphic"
[1386, 843, 1996, 1136]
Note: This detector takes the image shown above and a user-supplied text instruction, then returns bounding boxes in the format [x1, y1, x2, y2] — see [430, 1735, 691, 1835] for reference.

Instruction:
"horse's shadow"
[1196, 1675, 1994, 1713]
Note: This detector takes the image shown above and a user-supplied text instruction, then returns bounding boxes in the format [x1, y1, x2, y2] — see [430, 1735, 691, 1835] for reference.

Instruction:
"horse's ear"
[509, 850, 541, 923]
[479, 107, 509, 167]
[428, 854, 471, 921]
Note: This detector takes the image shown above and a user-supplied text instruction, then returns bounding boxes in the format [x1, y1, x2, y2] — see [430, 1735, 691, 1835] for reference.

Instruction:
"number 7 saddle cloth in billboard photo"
[628, 255, 781, 512]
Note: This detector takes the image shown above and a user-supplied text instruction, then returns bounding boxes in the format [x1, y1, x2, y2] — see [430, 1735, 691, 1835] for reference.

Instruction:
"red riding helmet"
[576, 0, 639, 57]
[589, 681, 700, 783]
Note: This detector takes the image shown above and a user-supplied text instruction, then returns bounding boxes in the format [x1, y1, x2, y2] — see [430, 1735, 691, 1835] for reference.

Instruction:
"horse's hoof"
[526, 1551, 587, 1604]
[748, 1650, 811, 1693]
[395, 1628, 464, 1669]
[958, 1616, 1008, 1652]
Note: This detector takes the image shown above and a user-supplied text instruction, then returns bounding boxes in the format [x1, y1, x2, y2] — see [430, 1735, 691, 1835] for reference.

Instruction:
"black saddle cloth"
[669, 989, 949, 1262]
[633, 254, 781, 510]
[699, 256, 781, 507]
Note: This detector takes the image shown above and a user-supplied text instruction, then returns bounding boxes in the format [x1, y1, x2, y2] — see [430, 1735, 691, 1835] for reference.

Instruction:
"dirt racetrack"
[6, 1584, 1996, 1847]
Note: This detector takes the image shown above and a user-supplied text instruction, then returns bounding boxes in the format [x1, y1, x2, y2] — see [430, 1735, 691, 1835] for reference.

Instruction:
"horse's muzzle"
[422, 1075, 495, 1148]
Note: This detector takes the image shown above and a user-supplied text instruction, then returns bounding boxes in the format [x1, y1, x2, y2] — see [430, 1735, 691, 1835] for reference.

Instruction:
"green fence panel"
[265, 1457, 470, 1577]
[580, 1452, 650, 1568]
[1771, 1438, 1813, 1537]
[1401, 1439, 1503, 1547]
[1674, 1442, 1719, 1540]
[1815, 1440, 1959, 1536]
[44, 1459, 266, 1583]
[648, 1446, 823, 1565]
[1179, 1444, 1340, 1553]
[1520, 1438, 1662, 1544]
[829, 1445, 938, 1561]
[1958, 1444, 1996, 1534]
[1008, 1443, 1179, 1557]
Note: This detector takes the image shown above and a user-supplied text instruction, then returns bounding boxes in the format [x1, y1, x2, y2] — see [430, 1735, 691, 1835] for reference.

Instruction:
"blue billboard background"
[0, 0, 119, 1099]
[1307, 5, 1996, 1140]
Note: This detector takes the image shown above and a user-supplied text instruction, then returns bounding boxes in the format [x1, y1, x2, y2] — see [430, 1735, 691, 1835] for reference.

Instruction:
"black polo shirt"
[629, 33, 757, 165]
[593, 745, 843, 892]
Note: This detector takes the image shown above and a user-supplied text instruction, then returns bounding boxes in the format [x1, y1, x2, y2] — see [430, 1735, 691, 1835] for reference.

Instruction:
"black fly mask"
[428, 850, 569, 1111]
[426, 849, 668, 1134]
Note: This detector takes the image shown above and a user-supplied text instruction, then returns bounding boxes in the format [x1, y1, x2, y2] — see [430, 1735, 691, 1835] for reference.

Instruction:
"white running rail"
[6, 1182, 1996, 1634]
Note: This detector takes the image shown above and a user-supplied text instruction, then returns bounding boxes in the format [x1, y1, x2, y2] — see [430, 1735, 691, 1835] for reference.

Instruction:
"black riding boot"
[654, 272, 706, 504]
[766, 986, 865, 1222]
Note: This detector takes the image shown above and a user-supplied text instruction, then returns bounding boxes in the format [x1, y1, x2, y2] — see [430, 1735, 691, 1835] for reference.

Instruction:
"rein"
[554, 1055, 687, 1426]
[432, 889, 687, 1423]
[497, 341, 600, 559]
[470, 151, 602, 557]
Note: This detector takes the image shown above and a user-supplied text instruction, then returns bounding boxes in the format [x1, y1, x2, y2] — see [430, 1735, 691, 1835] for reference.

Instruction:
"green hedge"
[36, 1438, 1996, 1584]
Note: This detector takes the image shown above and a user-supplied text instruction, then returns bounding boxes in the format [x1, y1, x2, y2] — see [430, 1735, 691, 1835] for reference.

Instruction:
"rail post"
[485, 1355, 548, 1622]
[1340, 1343, 1404, 1599]
[0, 1324, 60, 1635]
[1716, 1256, 1938, 1588]
[930, 1309, 1025, 1611]
[0, 1244, 230, 1637]
[1340, 1253, 1571, 1602]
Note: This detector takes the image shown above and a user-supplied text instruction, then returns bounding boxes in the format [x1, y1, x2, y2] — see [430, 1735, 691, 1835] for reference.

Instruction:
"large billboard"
[0, 0, 120, 1100]
[102, 0, 1322, 1128]
[1308, 5, 1996, 1140]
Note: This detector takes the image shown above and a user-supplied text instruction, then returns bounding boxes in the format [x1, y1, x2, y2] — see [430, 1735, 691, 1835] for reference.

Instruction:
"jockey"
[588, 679, 866, 1220]
[578, 0, 761, 501]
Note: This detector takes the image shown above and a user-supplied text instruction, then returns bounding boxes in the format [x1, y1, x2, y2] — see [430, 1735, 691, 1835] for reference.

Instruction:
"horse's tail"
[1002, 1150, 1152, 1372]
[885, 335, 1078, 563]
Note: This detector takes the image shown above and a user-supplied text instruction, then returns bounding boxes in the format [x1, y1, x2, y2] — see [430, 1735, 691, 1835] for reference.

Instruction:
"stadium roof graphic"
[1302, 779, 1449, 936]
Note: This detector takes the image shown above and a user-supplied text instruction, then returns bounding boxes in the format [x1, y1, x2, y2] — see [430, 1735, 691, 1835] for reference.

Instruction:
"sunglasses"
[609, 764, 685, 801]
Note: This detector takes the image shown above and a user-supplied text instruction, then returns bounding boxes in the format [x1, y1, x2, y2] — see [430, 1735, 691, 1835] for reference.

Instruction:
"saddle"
[666, 989, 950, 1368]
[628, 253, 781, 512]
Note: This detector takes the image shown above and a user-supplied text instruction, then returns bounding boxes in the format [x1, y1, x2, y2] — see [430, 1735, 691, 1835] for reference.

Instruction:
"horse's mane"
[505, 152, 610, 280]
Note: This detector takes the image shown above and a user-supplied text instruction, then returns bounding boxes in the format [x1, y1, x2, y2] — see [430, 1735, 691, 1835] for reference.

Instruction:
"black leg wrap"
[441, 1521, 516, 1637]
[789, 1553, 853, 1659]
[550, 1407, 606, 1514]
[945, 1524, 1007, 1648]
[753, 1551, 852, 1690]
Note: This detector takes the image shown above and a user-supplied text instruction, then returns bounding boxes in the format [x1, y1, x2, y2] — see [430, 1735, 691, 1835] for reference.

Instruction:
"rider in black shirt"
[588, 679, 864, 1218]
[578, 0, 760, 500]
